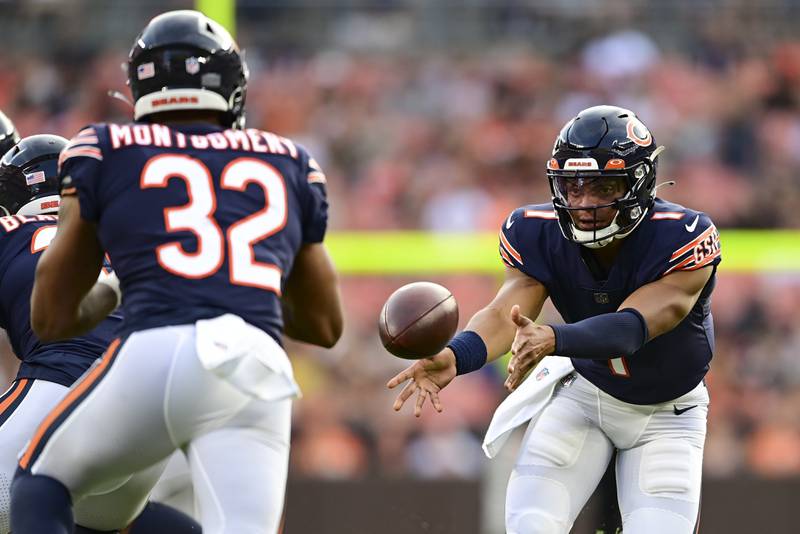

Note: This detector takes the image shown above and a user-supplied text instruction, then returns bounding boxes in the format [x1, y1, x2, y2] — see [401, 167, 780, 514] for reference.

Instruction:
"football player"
[389, 105, 720, 534]
[0, 134, 200, 533]
[10, 10, 342, 534]
[0, 111, 21, 387]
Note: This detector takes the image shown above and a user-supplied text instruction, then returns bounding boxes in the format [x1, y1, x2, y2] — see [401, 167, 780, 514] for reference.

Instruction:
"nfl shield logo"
[535, 368, 550, 381]
[593, 292, 609, 304]
[185, 57, 201, 75]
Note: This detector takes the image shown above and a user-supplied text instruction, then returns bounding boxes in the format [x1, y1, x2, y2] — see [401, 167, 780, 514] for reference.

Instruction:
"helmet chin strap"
[572, 203, 651, 249]
[573, 218, 621, 249]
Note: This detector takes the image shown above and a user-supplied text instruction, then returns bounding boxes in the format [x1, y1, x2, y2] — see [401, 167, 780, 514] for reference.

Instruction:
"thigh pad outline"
[518, 401, 589, 469]
[639, 438, 701, 502]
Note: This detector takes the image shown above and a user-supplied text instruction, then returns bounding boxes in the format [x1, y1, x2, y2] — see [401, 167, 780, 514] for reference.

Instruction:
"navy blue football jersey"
[59, 123, 329, 343]
[499, 198, 721, 404]
[0, 215, 121, 387]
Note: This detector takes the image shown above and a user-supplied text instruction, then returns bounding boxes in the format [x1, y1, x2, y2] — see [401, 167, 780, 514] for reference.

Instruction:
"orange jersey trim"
[682, 249, 721, 271]
[75, 127, 97, 137]
[499, 246, 514, 266]
[0, 379, 29, 415]
[19, 339, 121, 470]
[307, 171, 327, 184]
[663, 255, 695, 276]
[670, 225, 716, 261]
[66, 136, 99, 150]
[58, 147, 103, 168]
[498, 231, 522, 264]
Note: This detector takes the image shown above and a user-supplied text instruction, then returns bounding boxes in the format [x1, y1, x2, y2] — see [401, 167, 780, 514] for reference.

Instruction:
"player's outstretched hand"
[505, 305, 555, 392]
[387, 349, 457, 417]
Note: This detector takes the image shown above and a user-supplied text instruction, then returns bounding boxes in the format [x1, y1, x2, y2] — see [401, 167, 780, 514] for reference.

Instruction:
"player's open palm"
[387, 350, 457, 417]
[505, 305, 556, 392]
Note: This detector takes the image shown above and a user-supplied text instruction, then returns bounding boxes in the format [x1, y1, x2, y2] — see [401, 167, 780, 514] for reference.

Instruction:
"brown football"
[378, 282, 459, 359]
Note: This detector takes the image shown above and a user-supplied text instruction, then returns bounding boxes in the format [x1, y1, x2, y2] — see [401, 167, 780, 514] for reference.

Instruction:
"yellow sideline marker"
[196, 0, 236, 37]
[327, 230, 800, 275]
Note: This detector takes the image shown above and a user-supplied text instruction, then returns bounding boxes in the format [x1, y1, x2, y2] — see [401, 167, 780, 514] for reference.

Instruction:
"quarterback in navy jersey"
[390, 105, 719, 533]
[11, 10, 342, 534]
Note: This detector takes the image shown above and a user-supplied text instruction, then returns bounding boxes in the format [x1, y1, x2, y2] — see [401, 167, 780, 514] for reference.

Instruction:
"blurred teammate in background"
[0, 112, 21, 391]
[0, 130, 199, 533]
[9, 10, 342, 534]
[390, 105, 720, 534]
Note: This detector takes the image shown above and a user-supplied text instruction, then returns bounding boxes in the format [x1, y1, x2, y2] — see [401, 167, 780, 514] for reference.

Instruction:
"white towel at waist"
[482, 356, 574, 459]
[195, 313, 301, 402]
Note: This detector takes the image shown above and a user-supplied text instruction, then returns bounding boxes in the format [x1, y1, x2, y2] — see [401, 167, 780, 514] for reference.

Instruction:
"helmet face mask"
[547, 105, 662, 248]
[127, 10, 248, 129]
[0, 135, 67, 216]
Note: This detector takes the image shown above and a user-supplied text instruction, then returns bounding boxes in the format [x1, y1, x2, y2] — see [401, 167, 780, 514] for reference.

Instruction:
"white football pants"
[0, 378, 191, 532]
[19, 324, 292, 534]
[506, 373, 708, 534]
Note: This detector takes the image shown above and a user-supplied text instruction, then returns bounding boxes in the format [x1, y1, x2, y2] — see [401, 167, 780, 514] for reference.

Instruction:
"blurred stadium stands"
[1, 1, 799, 532]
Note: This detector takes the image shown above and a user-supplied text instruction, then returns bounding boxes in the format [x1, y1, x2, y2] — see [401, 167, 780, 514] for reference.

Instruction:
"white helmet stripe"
[17, 195, 60, 216]
[134, 89, 229, 120]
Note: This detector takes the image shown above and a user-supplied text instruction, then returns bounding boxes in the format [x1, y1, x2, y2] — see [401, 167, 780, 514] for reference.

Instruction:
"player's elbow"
[31, 312, 67, 342]
[315, 308, 344, 348]
[650, 302, 693, 340]
[308, 286, 344, 348]
[31, 295, 74, 341]
[30, 282, 67, 342]
[284, 304, 343, 348]
[316, 328, 341, 349]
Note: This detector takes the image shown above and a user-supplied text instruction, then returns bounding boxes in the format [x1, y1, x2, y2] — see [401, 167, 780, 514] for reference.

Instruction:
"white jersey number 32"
[140, 155, 287, 294]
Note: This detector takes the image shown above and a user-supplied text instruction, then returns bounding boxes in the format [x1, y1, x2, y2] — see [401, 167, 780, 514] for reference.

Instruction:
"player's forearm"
[283, 301, 343, 348]
[30, 260, 84, 341]
[447, 268, 547, 375]
[31, 196, 109, 341]
[463, 305, 518, 363]
[282, 278, 343, 348]
[74, 284, 119, 337]
[282, 243, 343, 348]
[550, 309, 648, 359]
[34, 283, 117, 342]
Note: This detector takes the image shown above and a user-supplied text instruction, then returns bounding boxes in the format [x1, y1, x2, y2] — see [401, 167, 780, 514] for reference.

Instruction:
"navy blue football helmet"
[0, 134, 67, 216]
[547, 105, 664, 248]
[128, 10, 248, 128]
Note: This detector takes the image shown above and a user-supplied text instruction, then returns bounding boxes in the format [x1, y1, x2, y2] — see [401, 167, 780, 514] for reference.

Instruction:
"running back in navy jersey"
[499, 198, 721, 404]
[59, 123, 329, 343]
[0, 214, 121, 386]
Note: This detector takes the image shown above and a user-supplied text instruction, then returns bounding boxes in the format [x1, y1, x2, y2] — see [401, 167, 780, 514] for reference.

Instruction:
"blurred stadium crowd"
[0, 0, 799, 482]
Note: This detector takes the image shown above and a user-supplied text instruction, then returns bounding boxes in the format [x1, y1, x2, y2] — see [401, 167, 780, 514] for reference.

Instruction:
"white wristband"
[96, 270, 122, 309]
